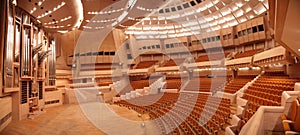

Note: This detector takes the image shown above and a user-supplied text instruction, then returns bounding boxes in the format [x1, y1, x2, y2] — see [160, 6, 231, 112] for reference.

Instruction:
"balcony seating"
[162, 58, 186, 67]
[135, 60, 158, 69]
[115, 93, 230, 134]
[80, 63, 113, 71]
[98, 81, 113, 86]
[234, 49, 262, 59]
[118, 80, 150, 95]
[281, 97, 300, 134]
[223, 75, 256, 94]
[239, 71, 300, 133]
[195, 53, 228, 62]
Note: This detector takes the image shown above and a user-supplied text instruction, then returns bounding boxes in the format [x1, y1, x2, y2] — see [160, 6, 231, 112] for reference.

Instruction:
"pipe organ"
[0, 0, 57, 120]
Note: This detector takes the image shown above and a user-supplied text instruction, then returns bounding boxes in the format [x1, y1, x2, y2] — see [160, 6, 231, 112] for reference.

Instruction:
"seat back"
[294, 98, 300, 132]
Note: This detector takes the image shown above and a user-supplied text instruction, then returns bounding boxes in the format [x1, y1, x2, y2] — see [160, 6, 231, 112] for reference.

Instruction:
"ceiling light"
[74, 0, 83, 28]
[12, 0, 17, 5]
[298, 49, 300, 52]
[57, 30, 68, 33]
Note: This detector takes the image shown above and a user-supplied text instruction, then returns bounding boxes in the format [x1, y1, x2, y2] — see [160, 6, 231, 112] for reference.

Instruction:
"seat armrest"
[281, 114, 296, 131]
[285, 131, 300, 135]
[282, 121, 292, 131]
[283, 120, 295, 123]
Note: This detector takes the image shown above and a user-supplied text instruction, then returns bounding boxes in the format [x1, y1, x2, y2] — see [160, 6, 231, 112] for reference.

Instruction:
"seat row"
[223, 75, 255, 94]
[135, 60, 158, 69]
[184, 77, 226, 93]
[238, 72, 300, 133]
[116, 93, 231, 135]
[234, 49, 262, 59]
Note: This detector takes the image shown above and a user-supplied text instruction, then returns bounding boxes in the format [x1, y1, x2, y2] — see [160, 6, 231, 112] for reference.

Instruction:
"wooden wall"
[287, 63, 300, 78]
[45, 90, 63, 108]
[238, 69, 262, 76]
[0, 96, 12, 131]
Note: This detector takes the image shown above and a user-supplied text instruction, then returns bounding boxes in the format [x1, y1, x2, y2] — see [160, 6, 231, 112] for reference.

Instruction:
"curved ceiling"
[16, 0, 269, 37]
[17, 0, 84, 32]
[125, 0, 269, 39]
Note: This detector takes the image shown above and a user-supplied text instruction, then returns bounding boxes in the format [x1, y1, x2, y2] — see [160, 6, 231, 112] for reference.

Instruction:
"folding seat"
[252, 97, 257, 103]
[266, 100, 272, 106]
[268, 94, 274, 101]
[281, 99, 300, 134]
[179, 123, 188, 134]
[262, 99, 268, 106]
[257, 98, 264, 105]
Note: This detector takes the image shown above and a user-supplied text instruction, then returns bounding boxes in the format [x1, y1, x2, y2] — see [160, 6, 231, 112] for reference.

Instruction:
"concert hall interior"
[0, 0, 300, 135]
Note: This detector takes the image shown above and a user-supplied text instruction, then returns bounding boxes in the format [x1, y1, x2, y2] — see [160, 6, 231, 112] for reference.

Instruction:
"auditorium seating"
[98, 81, 113, 86]
[239, 71, 300, 132]
[281, 97, 300, 134]
[80, 63, 114, 71]
[195, 53, 229, 62]
[118, 80, 150, 95]
[165, 79, 182, 90]
[184, 77, 227, 93]
[234, 49, 262, 59]
[135, 60, 158, 69]
[115, 93, 231, 134]
[223, 75, 256, 94]
[195, 55, 209, 62]
[115, 93, 179, 114]
[115, 93, 230, 135]
[162, 58, 186, 67]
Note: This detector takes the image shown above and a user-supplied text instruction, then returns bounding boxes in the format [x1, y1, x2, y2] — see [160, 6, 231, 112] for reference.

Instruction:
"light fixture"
[74, 0, 83, 29]
[57, 30, 68, 33]
[37, 1, 66, 19]
[12, 0, 17, 5]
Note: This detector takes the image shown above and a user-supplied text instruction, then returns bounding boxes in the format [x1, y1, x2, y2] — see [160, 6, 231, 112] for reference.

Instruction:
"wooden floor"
[0, 103, 159, 135]
[1, 104, 106, 135]
[1, 103, 234, 135]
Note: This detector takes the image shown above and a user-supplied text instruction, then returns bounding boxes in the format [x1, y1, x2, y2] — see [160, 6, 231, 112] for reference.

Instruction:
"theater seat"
[281, 98, 300, 134]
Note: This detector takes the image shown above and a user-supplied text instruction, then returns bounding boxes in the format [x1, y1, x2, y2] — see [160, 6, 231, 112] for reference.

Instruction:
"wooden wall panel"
[45, 90, 63, 108]
[0, 97, 12, 131]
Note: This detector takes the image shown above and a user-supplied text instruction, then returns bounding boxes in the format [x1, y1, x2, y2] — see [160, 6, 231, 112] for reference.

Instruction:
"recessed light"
[298, 49, 300, 52]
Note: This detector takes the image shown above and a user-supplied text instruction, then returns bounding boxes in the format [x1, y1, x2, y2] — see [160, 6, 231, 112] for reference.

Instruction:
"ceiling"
[16, 0, 167, 32]
[125, 0, 269, 39]
[16, 0, 269, 37]
[17, 0, 83, 32]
